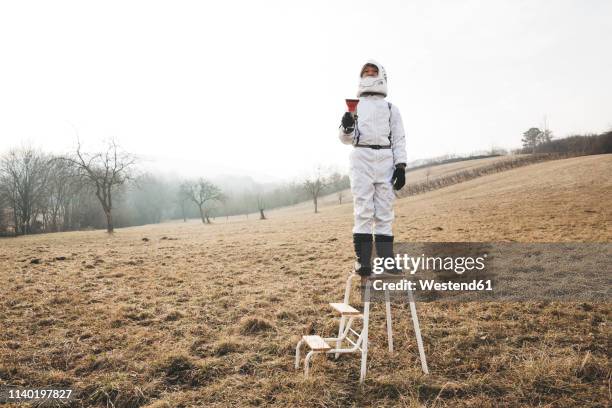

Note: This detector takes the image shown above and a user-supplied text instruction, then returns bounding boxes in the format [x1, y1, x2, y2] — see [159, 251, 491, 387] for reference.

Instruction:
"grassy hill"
[0, 154, 610, 407]
[273, 154, 521, 215]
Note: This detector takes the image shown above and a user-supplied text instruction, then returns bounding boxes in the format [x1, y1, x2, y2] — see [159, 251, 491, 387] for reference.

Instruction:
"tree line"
[0, 140, 349, 236]
[520, 128, 612, 155]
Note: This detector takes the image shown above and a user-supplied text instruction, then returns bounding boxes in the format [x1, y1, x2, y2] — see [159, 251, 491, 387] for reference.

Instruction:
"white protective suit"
[339, 61, 407, 236]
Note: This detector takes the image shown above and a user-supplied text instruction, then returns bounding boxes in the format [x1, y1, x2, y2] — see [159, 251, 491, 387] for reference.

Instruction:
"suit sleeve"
[390, 105, 407, 165]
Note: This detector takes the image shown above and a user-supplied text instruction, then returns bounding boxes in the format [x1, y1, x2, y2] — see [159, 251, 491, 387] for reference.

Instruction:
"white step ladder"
[295, 272, 429, 383]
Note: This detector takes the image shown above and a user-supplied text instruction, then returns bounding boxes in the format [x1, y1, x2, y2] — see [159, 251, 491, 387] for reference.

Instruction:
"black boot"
[375, 234, 402, 275]
[353, 233, 373, 277]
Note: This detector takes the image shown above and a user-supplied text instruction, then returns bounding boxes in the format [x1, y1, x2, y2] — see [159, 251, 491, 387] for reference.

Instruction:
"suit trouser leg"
[350, 151, 375, 235]
[373, 180, 394, 236]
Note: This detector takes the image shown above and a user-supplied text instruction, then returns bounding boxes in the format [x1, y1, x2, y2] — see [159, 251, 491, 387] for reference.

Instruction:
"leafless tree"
[43, 157, 83, 232]
[337, 190, 344, 204]
[60, 139, 137, 233]
[303, 167, 329, 213]
[181, 178, 223, 224]
[177, 183, 191, 222]
[0, 178, 13, 234]
[256, 193, 266, 220]
[0, 147, 51, 234]
[425, 166, 432, 184]
[328, 171, 349, 205]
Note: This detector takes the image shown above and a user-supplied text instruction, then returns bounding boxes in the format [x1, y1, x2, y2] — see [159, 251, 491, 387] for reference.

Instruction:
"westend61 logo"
[372, 253, 487, 275]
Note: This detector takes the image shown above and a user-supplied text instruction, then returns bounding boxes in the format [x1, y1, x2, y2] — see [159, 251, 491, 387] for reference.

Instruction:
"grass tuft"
[239, 317, 275, 335]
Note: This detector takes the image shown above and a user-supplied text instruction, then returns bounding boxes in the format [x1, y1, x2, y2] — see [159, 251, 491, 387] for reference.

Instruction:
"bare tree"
[44, 157, 82, 232]
[328, 171, 349, 205]
[0, 177, 14, 235]
[256, 193, 266, 220]
[60, 139, 137, 233]
[337, 190, 344, 204]
[0, 147, 51, 234]
[303, 167, 329, 213]
[177, 183, 191, 222]
[181, 178, 223, 224]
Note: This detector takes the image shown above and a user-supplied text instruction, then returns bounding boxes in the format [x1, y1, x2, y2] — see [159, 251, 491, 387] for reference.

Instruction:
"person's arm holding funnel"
[338, 100, 358, 144]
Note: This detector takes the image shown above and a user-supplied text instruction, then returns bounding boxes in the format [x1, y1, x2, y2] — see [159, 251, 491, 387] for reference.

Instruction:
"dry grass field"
[1, 154, 610, 407]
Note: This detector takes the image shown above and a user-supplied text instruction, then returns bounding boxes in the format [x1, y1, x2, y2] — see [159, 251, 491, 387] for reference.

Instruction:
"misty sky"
[1, 0, 610, 182]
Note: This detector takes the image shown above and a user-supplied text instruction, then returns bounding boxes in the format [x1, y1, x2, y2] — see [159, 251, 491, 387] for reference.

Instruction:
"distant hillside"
[405, 153, 504, 172]
[271, 155, 523, 214]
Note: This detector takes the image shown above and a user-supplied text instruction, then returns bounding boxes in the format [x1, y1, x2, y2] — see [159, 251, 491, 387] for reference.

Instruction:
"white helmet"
[357, 59, 388, 97]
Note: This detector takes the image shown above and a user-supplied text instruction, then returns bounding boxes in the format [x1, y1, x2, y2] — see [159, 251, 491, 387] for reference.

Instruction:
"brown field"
[1, 154, 611, 407]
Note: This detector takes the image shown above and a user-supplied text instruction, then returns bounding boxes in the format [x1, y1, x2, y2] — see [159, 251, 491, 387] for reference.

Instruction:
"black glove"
[341, 112, 355, 132]
[391, 166, 406, 190]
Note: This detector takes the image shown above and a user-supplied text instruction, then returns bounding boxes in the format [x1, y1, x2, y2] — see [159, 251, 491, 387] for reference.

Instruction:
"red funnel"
[345, 98, 359, 113]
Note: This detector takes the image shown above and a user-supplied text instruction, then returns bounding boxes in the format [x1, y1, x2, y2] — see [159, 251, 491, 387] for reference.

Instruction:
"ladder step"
[329, 302, 362, 316]
[303, 335, 332, 351]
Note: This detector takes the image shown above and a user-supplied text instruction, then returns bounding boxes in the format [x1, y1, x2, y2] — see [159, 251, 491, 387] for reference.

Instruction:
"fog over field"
[1, 0, 611, 181]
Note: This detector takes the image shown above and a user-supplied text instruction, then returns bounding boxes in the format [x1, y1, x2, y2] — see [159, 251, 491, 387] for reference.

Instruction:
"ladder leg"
[385, 289, 393, 353]
[336, 273, 356, 359]
[407, 288, 429, 374]
[304, 351, 315, 377]
[343, 273, 355, 304]
[335, 319, 346, 359]
[359, 280, 371, 384]
[295, 339, 304, 369]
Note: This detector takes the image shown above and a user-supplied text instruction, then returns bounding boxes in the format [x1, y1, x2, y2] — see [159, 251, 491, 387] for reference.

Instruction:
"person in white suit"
[338, 60, 407, 277]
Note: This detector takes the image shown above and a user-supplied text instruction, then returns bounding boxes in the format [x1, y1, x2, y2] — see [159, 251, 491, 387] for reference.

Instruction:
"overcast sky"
[1, 0, 610, 182]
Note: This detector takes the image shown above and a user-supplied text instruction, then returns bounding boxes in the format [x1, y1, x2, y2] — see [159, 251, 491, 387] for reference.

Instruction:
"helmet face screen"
[361, 63, 379, 78]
